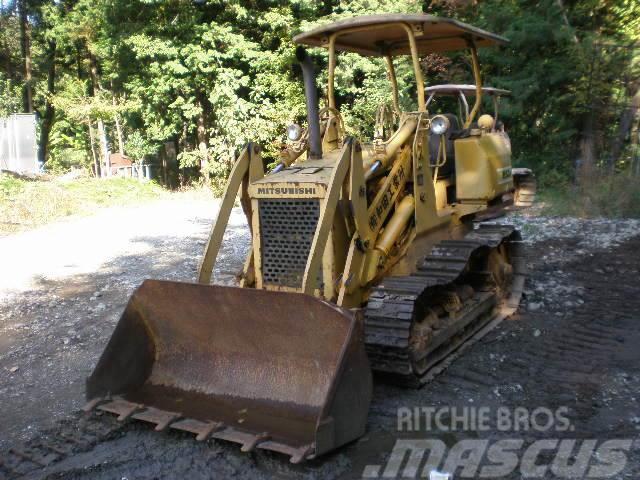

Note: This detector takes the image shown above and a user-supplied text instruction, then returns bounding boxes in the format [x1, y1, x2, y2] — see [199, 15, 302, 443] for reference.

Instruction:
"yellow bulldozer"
[84, 14, 535, 463]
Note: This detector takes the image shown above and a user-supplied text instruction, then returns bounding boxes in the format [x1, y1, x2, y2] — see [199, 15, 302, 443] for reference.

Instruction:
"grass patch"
[539, 173, 640, 218]
[0, 173, 166, 235]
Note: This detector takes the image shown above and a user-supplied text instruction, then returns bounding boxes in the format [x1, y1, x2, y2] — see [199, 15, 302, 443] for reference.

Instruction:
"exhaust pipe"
[296, 47, 322, 159]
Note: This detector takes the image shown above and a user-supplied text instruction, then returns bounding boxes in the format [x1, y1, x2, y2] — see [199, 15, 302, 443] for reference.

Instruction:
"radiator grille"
[259, 198, 320, 288]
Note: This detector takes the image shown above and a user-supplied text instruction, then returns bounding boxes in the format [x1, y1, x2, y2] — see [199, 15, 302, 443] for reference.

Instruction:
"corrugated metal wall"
[0, 114, 38, 175]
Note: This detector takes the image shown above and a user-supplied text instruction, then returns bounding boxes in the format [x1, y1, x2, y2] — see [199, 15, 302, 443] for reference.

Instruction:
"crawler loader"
[84, 14, 535, 463]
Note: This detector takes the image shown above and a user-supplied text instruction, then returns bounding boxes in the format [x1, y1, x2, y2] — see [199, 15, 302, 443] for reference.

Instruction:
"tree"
[124, 130, 154, 164]
[18, 0, 33, 112]
[1, 0, 637, 187]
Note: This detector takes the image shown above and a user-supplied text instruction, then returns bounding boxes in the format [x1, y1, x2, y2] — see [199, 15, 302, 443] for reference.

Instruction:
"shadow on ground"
[0, 220, 250, 449]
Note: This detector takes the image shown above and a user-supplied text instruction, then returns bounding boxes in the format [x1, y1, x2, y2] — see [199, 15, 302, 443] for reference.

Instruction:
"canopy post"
[464, 40, 483, 128]
[384, 55, 400, 114]
[400, 23, 426, 112]
[327, 34, 337, 110]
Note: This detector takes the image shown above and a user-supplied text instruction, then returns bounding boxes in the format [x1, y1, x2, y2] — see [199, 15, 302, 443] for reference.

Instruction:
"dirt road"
[1, 198, 639, 479]
[0, 193, 250, 449]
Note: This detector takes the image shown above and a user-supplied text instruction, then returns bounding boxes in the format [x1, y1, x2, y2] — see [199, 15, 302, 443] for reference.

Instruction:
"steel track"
[364, 224, 526, 387]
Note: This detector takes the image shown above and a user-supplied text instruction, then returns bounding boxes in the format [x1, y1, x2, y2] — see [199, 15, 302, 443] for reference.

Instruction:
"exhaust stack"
[296, 47, 322, 159]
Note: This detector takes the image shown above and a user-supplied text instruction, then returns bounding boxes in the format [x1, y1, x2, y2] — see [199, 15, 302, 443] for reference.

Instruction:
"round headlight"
[286, 123, 303, 141]
[431, 115, 450, 135]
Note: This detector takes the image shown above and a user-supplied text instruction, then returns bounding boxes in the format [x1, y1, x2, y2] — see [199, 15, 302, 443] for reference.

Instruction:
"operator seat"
[429, 113, 459, 178]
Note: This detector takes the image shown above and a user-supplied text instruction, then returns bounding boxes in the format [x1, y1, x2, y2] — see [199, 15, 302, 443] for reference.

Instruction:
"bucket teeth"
[84, 396, 316, 463]
[131, 407, 182, 432]
[290, 445, 314, 464]
[93, 397, 144, 421]
[194, 421, 225, 441]
[241, 432, 271, 452]
[81, 397, 105, 412]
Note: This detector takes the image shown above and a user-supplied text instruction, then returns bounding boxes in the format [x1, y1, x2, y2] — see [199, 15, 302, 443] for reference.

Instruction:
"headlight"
[431, 115, 450, 135]
[286, 123, 303, 141]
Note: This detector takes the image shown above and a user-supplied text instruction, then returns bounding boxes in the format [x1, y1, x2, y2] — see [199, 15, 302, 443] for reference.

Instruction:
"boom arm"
[198, 143, 264, 284]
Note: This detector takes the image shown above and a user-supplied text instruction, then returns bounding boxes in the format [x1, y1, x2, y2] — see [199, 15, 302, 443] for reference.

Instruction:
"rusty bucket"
[85, 280, 372, 462]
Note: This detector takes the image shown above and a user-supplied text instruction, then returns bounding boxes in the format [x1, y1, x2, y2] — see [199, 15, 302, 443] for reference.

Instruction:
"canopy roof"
[293, 14, 508, 56]
[426, 84, 511, 96]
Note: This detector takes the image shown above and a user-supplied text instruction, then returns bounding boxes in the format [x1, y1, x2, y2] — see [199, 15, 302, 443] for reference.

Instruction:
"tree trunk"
[114, 116, 124, 155]
[577, 108, 597, 185]
[180, 122, 188, 186]
[630, 107, 640, 177]
[88, 51, 101, 94]
[196, 96, 209, 180]
[113, 107, 125, 155]
[88, 123, 100, 177]
[610, 85, 640, 167]
[111, 84, 125, 155]
[18, 0, 33, 113]
[97, 120, 109, 176]
[39, 39, 56, 164]
[88, 51, 110, 176]
[555, 0, 579, 45]
[75, 43, 83, 80]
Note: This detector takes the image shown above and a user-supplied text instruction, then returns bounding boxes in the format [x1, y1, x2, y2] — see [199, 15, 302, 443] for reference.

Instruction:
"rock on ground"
[1, 197, 640, 479]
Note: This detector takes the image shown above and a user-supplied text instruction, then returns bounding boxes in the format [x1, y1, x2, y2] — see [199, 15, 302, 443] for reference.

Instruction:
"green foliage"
[460, 0, 640, 181]
[46, 115, 93, 174]
[0, 13, 21, 112]
[0, 173, 27, 198]
[52, 78, 136, 123]
[2, 0, 639, 191]
[0, 73, 22, 117]
[456, 0, 582, 174]
[46, 149, 91, 175]
[125, 131, 155, 163]
[540, 174, 640, 218]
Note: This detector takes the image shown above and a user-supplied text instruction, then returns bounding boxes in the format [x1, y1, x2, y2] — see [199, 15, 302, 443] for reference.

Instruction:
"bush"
[45, 149, 92, 175]
[125, 131, 156, 164]
[540, 173, 640, 218]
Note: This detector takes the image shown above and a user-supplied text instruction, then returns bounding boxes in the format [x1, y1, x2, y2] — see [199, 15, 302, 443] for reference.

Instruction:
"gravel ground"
[1, 198, 639, 479]
[0, 192, 250, 448]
